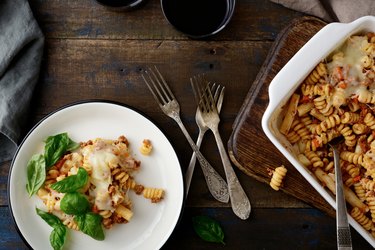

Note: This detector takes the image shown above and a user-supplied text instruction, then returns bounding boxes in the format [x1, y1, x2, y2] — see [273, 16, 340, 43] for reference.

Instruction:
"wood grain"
[2, 206, 372, 250]
[227, 16, 337, 217]
[163, 207, 372, 250]
[28, 0, 302, 40]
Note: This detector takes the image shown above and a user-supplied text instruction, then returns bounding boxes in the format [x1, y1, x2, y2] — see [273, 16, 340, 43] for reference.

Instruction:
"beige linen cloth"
[271, 0, 375, 22]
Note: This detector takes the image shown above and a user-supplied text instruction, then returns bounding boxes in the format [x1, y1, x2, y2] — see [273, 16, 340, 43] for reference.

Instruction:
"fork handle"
[173, 116, 229, 203]
[185, 128, 205, 199]
[211, 126, 251, 220]
[332, 146, 352, 249]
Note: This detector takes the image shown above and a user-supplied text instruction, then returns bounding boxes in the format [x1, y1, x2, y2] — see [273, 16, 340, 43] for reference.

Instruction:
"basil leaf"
[67, 137, 80, 152]
[192, 216, 225, 244]
[51, 168, 88, 193]
[36, 208, 67, 250]
[60, 192, 90, 215]
[75, 212, 105, 241]
[26, 154, 46, 196]
[36, 208, 63, 227]
[44, 133, 78, 168]
[50, 225, 66, 250]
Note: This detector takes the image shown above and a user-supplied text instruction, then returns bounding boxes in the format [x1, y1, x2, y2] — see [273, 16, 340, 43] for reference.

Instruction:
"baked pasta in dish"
[279, 33, 375, 237]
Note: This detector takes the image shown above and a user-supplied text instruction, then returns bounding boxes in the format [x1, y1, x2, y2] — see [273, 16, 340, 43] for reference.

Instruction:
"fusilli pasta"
[279, 33, 375, 237]
[37, 135, 165, 235]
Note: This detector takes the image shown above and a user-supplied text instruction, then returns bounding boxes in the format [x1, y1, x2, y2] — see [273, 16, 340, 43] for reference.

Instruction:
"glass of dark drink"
[161, 0, 236, 39]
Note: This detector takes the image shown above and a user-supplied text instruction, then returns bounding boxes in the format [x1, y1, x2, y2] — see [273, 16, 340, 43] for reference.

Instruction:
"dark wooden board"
[227, 16, 337, 217]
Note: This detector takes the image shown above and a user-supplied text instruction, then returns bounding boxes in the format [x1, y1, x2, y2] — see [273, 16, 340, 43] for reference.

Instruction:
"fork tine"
[194, 76, 213, 113]
[147, 67, 169, 104]
[216, 86, 225, 112]
[212, 83, 220, 103]
[191, 75, 223, 113]
[201, 82, 213, 113]
[154, 66, 176, 101]
[191, 75, 208, 112]
[142, 73, 164, 106]
[200, 76, 211, 111]
[203, 81, 225, 112]
[143, 68, 167, 105]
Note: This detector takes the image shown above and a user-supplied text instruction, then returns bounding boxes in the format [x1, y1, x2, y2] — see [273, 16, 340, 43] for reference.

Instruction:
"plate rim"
[7, 99, 186, 249]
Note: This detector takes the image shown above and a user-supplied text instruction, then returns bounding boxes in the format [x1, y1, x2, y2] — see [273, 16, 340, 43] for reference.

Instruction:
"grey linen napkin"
[271, 0, 375, 23]
[0, 0, 44, 163]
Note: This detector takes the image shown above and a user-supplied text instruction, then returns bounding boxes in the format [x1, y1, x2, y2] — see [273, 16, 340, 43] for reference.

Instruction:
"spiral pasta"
[279, 33, 375, 237]
[62, 217, 79, 231]
[305, 62, 327, 85]
[313, 96, 334, 116]
[269, 165, 288, 191]
[366, 196, 375, 222]
[139, 139, 153, 155]
[143, 187, 165, 203]
[351, 207, 374, 231]
[354, 182, 366, 202]
[36, 135, 165, 236]
[301, 83, 331, 97]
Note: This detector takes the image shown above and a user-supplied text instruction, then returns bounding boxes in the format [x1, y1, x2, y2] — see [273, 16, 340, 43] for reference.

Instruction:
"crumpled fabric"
[0, 0, 44, 163]
[270, 0, 375, 23]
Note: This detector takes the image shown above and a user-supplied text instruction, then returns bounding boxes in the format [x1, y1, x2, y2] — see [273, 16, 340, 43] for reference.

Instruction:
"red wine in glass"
[161, 0, 235, 38]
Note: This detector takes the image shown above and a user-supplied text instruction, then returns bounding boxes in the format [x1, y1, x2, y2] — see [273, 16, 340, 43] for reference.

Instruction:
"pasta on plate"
[39, 135, 165, 230]
[279, 33, 375, 237]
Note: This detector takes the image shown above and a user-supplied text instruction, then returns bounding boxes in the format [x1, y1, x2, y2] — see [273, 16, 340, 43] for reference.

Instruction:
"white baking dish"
[261, 16, 375, 248]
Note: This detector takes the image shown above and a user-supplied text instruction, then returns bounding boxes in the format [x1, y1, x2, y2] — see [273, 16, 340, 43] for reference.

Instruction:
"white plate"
[8, 101, 184, 250]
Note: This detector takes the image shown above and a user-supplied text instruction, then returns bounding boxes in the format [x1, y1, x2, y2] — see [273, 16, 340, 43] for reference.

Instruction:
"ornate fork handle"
[211, 124, 251, 219]
[330, 142, 352, 250]
[185, 129, 205, 198]
[172, 115, 229, 203]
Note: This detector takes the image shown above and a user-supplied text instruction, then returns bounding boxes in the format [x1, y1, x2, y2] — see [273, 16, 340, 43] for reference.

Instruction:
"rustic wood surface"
[0, 0, 373, 249]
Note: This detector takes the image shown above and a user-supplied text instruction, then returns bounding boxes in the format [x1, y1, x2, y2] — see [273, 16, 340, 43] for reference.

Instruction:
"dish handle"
[267, 16, 375, 111]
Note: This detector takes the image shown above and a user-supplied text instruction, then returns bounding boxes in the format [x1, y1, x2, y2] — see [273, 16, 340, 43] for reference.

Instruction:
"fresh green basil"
[36, 208, 62, 227]
[66, 137, 80, 152]
[36, 208, 67, 250]
[26, 154, 46, 196]
[75, 212, 105, 241]
[192, 216, 225, 244]
[50, 224, 66, 250]
[50, 168, 88, 193]
[44, 133, 79, 168]
[60, 192, 90, 215]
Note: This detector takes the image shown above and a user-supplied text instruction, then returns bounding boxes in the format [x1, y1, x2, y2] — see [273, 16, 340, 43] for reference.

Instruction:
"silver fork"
[142, 66, 229, 203]
[191, 77, 251, 220]
[329, 137, 352, 250]
[185, 78, 225, 199]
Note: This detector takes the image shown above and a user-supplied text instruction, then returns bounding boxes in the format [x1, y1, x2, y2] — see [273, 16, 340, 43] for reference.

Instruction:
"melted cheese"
[87, 146, 119, 211]
[327, 35, 371, 101]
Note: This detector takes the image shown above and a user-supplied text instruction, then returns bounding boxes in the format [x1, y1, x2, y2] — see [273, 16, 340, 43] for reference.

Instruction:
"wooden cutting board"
[227, 16, 336, 217]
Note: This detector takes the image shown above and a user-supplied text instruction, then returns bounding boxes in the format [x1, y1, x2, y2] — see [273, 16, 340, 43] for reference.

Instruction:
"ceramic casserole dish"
[261, 16, 375, 248]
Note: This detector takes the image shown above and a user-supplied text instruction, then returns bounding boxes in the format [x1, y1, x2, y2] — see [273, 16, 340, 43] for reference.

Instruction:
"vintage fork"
[185, 80, 225, 198]
[142, 66, 229, 203]
[329, 137, 352, 250]
[191, 77, 251, 220]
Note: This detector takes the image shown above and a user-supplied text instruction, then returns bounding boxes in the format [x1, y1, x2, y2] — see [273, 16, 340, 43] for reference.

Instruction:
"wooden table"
[1, 0, 373, 249]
